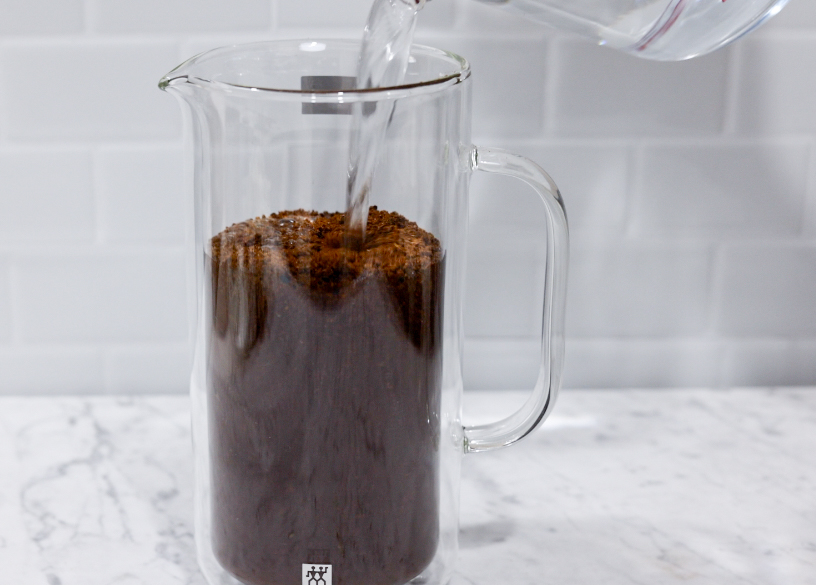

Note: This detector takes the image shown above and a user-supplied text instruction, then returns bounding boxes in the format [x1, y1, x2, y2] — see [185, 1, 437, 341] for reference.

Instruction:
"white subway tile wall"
[0, 149, 95, 244]
[14, 252, 188, 344]
[425, 35, 550, 137]
[464, 227, 546, 338]
[277, 0, 372, 29]
[734, 37, 816, 135]
[723, 339, 816, 387]
[96, 146, 186, 245]
[0, 0, 814, 394]
[87, 0, 272, 34]
[0, 0, 85, 36]
[0, 41, 181, 140]
[552, 41, 729, 137]
[105, 344, 193, 394]
[566, 242, 713, 338]
[631, 141, 809, 238]
[0, 347, 105, 394]
[563, 339, 724, 390]
[715, 244, 816, 337]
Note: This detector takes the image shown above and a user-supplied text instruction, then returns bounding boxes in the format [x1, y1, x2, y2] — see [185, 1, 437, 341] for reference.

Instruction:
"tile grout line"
[721, 42, 743, 135]
[622, 141, 643, 239]
[270, 0, 279, 33]
[542, 36, 561, 137]
[0, 41, 7, 149]
[703, 242, 728, 389]
[82, 0, 93, 35]
[7, 260, 22, 348]
[102, 345, 115, 395]
[90, 146, 106, 246]
[801, 137, 816, 239]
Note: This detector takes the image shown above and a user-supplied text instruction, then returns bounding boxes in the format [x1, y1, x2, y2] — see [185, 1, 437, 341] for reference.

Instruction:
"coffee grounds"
[207, 208, 444, 585]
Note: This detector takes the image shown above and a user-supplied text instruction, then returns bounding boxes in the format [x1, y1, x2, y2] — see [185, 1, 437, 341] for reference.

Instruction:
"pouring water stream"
[345, 0, 427, 248]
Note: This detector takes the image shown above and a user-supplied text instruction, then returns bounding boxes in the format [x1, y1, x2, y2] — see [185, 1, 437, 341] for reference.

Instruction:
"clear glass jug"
[475, 0, 790, 60]
[160, 39, 568, 585]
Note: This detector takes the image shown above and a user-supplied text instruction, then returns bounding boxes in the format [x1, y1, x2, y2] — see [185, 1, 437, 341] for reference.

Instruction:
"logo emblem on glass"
[303, 564, 332, 585]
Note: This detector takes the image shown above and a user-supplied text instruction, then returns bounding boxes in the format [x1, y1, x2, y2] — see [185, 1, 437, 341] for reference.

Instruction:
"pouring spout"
[158, 75, 188, 92]
[158, 54, 198, 93]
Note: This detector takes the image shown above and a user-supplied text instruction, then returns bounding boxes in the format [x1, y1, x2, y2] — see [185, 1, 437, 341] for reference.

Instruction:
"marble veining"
[0, 397, 203, 585]
[1, 389, 815, 585]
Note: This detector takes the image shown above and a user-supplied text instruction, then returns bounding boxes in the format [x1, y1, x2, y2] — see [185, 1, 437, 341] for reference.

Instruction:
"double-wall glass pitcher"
[160, 39, 568, 585]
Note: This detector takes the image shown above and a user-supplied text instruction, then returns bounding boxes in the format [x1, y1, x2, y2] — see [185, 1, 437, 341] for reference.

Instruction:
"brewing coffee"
[207, 207, 444, 585]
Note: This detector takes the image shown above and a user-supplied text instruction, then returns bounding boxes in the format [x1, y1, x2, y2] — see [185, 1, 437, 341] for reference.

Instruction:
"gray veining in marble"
[0, 397, 203, 585]
[1, 389, 815, 585]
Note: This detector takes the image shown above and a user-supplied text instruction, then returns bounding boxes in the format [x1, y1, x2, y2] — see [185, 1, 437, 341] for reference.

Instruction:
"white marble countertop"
[1, 388, 815, 585]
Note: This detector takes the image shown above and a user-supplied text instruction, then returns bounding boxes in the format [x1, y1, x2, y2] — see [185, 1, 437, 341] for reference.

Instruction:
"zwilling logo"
[302, 564, 332, 585]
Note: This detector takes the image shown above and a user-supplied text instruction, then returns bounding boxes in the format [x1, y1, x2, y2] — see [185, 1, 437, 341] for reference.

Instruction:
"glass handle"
[464, 146, 569, 454]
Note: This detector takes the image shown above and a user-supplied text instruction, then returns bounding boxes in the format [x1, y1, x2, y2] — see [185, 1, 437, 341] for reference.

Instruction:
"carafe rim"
[159, 39, 471, 102]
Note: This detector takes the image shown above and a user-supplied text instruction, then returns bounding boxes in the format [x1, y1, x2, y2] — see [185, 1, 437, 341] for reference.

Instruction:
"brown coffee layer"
[207, 208, 444, 585]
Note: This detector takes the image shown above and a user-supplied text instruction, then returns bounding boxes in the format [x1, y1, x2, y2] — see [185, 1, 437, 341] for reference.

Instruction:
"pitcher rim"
[159, 39, 471, 102]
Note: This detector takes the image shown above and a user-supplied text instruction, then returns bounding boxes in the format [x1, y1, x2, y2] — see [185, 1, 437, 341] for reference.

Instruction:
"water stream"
[345, 0, 426, 248]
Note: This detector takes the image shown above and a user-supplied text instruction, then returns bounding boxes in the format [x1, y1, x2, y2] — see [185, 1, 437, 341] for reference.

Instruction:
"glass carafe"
[160, 39, 568, 585]
[476, 0, 790, 60]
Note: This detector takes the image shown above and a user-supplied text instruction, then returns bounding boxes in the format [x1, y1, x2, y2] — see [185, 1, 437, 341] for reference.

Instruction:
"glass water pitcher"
[474, 0, 789, 60]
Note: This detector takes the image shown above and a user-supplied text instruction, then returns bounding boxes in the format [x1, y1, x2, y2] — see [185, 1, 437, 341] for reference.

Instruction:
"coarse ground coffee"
[207, 207, 444, 585]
